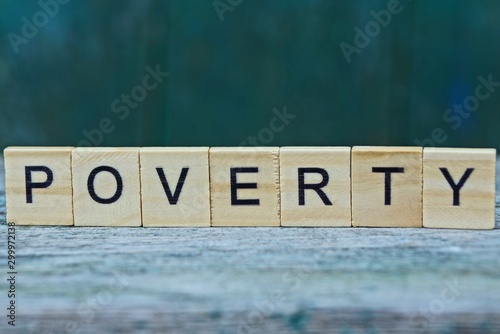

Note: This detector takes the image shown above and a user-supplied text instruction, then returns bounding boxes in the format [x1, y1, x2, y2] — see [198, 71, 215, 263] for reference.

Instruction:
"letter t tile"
[351, 146, 423, 227]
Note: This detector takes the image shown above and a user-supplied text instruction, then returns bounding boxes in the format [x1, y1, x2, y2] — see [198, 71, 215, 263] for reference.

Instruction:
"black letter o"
[87, 166, 123, 204]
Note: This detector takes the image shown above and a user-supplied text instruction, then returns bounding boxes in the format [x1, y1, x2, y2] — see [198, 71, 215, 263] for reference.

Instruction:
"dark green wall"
[1, 0, 500, 149]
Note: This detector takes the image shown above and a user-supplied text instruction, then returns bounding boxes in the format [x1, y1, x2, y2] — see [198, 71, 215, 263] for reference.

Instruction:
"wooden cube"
[351, 146, 423, 227]
[280, 147, 351, 227]
[4, 147, 74, 226]
[423, 148, 496, 229]
[140, 147, 211, 227]
[72, 148, 141, 227]
[209, 147, 280, 226]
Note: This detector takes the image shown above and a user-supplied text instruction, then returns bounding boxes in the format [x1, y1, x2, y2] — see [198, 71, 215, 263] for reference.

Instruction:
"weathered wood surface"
[1, 157, 500, 334]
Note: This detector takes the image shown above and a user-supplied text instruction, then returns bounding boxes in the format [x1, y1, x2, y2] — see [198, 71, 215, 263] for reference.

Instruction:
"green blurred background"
[1, 0, 500, 150]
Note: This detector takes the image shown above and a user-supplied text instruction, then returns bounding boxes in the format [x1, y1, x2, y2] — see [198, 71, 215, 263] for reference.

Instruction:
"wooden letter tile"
[140, 147, 211, 227]
[4, 147, 74, 226]
[423, 148, 496, 229]
[351, 146, 423, 227]
[210, 147, 280, 226]
[72, 148, 141, 226]
[280, 147, 351, 227]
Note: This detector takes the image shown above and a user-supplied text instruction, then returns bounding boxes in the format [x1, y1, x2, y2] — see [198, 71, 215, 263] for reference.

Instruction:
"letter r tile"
[72, 148, 141, 226]
[280, 147, 351, 227]
[352, 146, 423, 227]
[423, 148, 496, 229]
[4, 147, 74, 225]
[140, 147, 210, 227]
[209, 147, 280, 226]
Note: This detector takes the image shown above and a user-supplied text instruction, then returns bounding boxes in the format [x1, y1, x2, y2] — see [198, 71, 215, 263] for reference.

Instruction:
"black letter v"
[156, 167, 189, 205]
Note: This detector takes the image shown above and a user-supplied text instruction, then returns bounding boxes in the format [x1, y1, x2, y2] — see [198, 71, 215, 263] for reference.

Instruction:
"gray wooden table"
[1, 157, 500, 334]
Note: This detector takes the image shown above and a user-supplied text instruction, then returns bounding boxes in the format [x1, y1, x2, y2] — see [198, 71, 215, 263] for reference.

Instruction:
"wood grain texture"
[423, 148, 496, 229]
[4, 147, 74, 225]
[1, 156, 500, 333]
[280, 147, 351, 227]
[352, 146, 423, 227]
[72, 148, 141, 227]
[140, 147, 210, 227]
[210, 147, 280, 226]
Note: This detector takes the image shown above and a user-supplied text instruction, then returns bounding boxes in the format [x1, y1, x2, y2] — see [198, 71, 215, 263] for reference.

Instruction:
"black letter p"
[25, 166, 54, 203]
